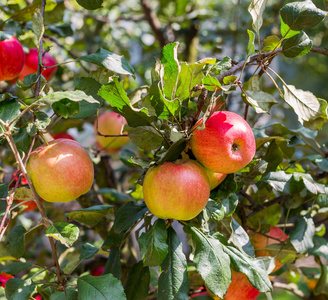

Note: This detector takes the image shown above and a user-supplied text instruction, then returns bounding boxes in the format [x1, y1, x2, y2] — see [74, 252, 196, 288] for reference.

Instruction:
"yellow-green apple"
[207, 269, 260, 300]
[0, 272, 14, 288]
[19, 48, 57, 82]
[27, 139, 94, 203]
[251, 226, 288, 273]
[190, 111, 256, 174]
[143, 159, 210, 220]
[204, 168, 227, 190]
[94, 111, 130, 152]
[0, 35, 25, 81]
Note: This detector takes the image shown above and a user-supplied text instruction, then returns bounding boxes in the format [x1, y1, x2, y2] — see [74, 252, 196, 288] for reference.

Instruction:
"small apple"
[251, 226, 288, 273]
[90, 266, 105, 276]
[26, 139, 94, 203]
[10, 171, 41, 211]
[0, 272, 14, 288]
[0, 35, 25, 81]
[190, 111, 256, 174]
[204, 168, 227, 190]
[51, 132, 75, 140]
[143, 159, 210, 220]
[19, 48, 57, 82]
[94, 111, 130, 152]
[207, 269, 260, 300]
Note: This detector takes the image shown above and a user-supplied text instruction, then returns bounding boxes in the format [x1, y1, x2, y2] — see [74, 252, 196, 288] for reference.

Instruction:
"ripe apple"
[251, 226, 288, 273]
[0, 35, 25, 81]
[0, 272, 14, 288]
[90, 266, 105, 276]
[94, 111, 130, 152]
[204, 168, 227, 190]
[190, 111, 256, 174]
[51, 132, 75, 140]
[26, 139, 94, 203]
[19, 48, 57, 82]
[207, 269, 260, 300]
[143, 159, 210, 220]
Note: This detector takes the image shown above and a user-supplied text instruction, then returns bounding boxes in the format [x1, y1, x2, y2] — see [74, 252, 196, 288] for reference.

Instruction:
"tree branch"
[311, 46, 328, 57]
[140, 0, 166, 47]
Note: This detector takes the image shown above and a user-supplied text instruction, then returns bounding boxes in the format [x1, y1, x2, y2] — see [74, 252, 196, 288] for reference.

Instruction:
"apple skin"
[26, 139, 94, 203]
[251, 226, 288, 273]
[204, 168, 227, 190]
[190, 111, 256, 174]
[0, 272, 14, 288]
[51, 132, 75, 140]
[143, 159, 210, 220]
[90, 266, 105, 276]
[94, 111, 130, 152]
[0, 36, 25, 81]
[19, 48, 57, 82]
[207, 269, 260, 300]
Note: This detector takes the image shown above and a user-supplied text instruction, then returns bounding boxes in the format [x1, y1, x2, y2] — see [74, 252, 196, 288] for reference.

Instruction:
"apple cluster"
[0, 34, 57, 83]
[143, 110, 256, 221]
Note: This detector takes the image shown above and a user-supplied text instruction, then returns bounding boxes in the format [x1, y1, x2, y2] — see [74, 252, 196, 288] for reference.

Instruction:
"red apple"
[204, 168, 227, 190]
[51, 132, 75, 140]
[0, 272, 14, 288]
[10, 171, 41, 211]
[143, 159, 210, 220]
[94, 111, 130, 152]
[19, 48, 57, 82]
[26, 139, 94, 203]
[190, 111, 256, 174]
[90, 266, 105, 276]
[0, 35, 25, 81]
[251, 226, 288, 273]
[207, 269, 260, 300]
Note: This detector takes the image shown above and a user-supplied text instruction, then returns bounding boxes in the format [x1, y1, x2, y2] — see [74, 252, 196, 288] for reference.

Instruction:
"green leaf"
[0, 183, 9, 200]
[5, 278, 36, 300]
[316, 189, 328, 207]
[77, 274, 126, 300]
[223, 75, 237, 85]
[229, 218, 255, 257]
[13, 127, 32, 154]
[52, 99, 80, 118]
[290, 213, 315, 254]
[49, 287, 78, 300]
[6, 225, 26, 259]
[314, 257, 328, 296]
[247, 29, 255, 56]
[157, 138, 187, 164]
[206, 199, 225, 222]
[188, 226, 231, 298]
[76, 0, 103, 10]
[80, 48, 134, 76]
[262, 171, 299, 193]
[34, 111, 51, 130]
[280, 0, 327, 32]
[72, 77, 103, 119]
[0, 99, 21, 134]
[11, 3, 40, 22]
[282, 31, 312, 58]
[210, 174, 238, 200]
[160, 42, 180, 100]
[80, 243, 99, 260]
[102, 227, 125, 250]
[98, 78, 155, 127]
[97, 189, 132, 204]
[66, 205, 113, 227]
[41, 90, 99, 105]
[263, 140, 284, 173]
[202, 75, 222, 92]
[138, 219, 168, 267]
[280, 16, 300, 39]
[293, 172, 325, 194]
[222, 195, 239, 217]
[45, 222, 79, 248]
[315, 158, 328, 172]
[262, 35, 281, 52]
[283, 84, 322, 126]
[124, 261, 150, 300]
[148, 81, 181, 119]
[158, 227, 189, 300]
[210, 57, 232, 76]
[32, 9, 44, 44]
[244, 90, 278, 114]
[222, 246, 272, 292]
[248, 0, 268, 34]
[303, 98, 328, 130]
[103, 247, 121, 280]
[176, 58, 216, 101]
[0, 261, 33, 275]
[113, 202, 148, 234]
[309, 235, 328, 261]
[126, 126, 163, 151]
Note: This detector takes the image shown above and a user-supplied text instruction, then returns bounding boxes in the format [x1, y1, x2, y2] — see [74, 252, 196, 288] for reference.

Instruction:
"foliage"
[0, 0, 328, 299]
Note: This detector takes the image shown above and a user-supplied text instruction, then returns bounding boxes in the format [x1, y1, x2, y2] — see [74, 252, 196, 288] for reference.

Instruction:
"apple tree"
[0, 0, 328, 299]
